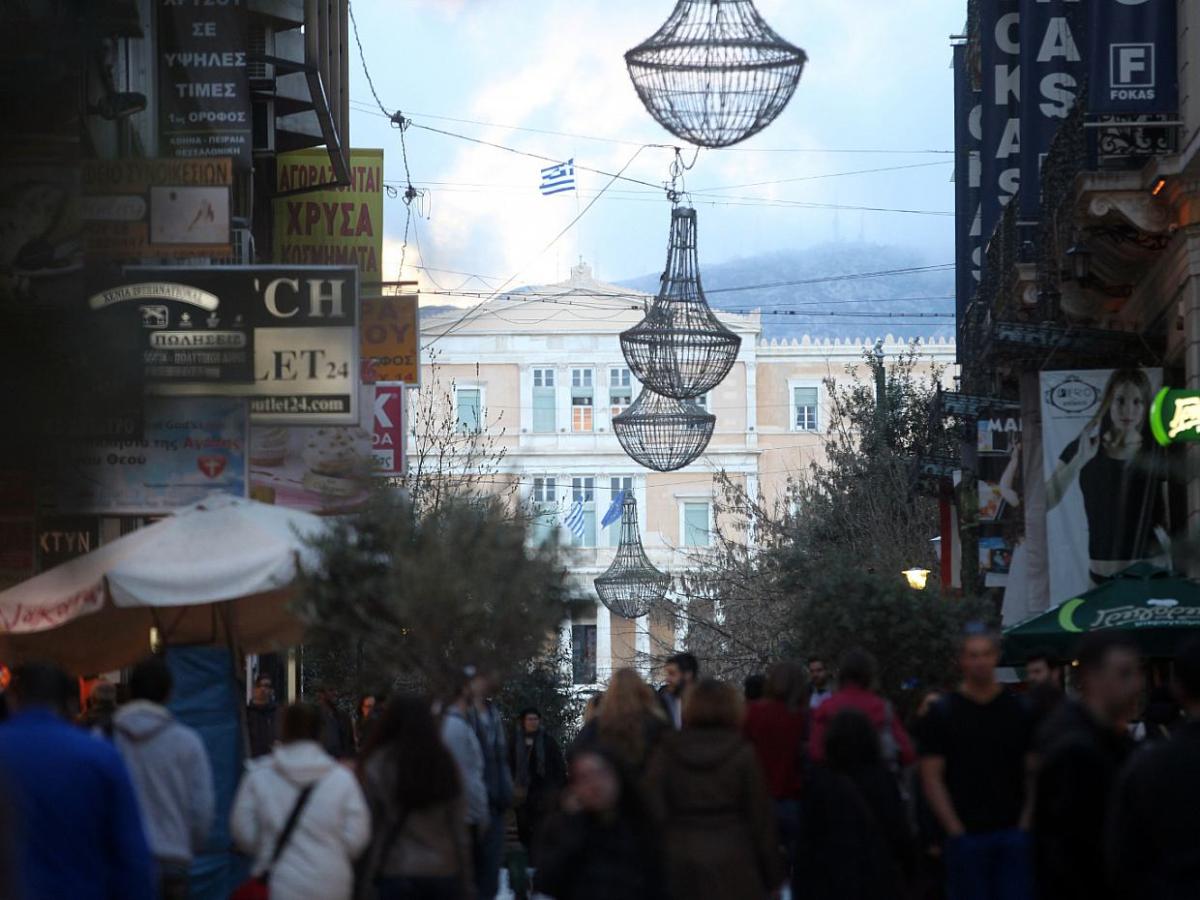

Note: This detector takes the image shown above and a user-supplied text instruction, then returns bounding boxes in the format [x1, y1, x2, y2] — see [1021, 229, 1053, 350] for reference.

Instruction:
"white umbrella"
[0, 495, 327, 673]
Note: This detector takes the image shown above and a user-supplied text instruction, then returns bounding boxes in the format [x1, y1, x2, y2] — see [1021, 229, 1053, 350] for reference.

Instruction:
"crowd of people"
[1, 630, 1199, 900]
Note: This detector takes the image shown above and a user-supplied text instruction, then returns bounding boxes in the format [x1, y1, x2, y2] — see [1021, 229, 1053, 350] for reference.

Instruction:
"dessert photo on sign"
[248, 424, 372, 514]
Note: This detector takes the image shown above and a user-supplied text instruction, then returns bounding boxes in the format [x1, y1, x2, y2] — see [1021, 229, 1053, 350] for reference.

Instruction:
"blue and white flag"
[563, 497, 586, 540]
[540, 159, 575, 195]
[601, 490, 626, 528]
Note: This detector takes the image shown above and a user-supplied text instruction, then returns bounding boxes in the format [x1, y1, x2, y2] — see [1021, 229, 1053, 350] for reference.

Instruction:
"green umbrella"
[1003, 563, 1200, 663]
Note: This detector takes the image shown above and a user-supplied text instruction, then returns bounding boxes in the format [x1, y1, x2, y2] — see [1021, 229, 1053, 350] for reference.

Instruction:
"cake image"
[250, 427, 289, 467]
[301, 427, 370, 497]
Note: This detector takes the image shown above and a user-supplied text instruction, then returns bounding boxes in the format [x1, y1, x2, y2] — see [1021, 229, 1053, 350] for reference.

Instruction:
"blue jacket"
[0, 708, 156, 900]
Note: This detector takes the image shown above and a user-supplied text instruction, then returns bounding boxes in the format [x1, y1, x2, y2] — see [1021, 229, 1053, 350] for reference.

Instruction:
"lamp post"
[903, 567, 931, 591]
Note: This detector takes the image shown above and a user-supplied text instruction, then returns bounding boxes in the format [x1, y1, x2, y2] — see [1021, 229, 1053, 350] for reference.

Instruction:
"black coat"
[1034, 700, 1132, 900]
[1108, 718, 1200, 900]
[534, 810, 664, 900]
[245, 702, 278, 758]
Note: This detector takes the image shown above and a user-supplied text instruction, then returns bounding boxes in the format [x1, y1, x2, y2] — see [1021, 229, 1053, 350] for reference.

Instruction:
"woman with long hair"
[1045, 368, 1168, 585]
[573, 668, 667, 775]
[743, 661, 808, 861]
[357, 695, 471, 900]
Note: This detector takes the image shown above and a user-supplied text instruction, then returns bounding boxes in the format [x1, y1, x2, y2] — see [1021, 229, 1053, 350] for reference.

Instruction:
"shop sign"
[372, 384, 406, 475]
[361, 292, 419, 385]
[1088, 0, 1178, 115]
[36, 516, 101, 572]
[1149, 388, 1200, 446]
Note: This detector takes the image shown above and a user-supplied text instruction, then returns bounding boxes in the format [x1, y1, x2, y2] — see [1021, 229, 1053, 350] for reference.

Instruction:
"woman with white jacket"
[232, 703, 371, 900]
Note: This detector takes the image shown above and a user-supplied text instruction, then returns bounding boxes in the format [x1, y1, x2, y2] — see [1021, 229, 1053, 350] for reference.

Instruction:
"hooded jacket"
[645, 728, 784, 900]
[113, 700, 216, 867]
[230, 740, 371, 900]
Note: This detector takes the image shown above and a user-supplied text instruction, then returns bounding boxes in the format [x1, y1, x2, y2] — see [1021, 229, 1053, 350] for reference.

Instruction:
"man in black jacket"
[1034, 632, 1141, 900]
[1108, 634, 1200, 899]
[245, 674, 278, 758]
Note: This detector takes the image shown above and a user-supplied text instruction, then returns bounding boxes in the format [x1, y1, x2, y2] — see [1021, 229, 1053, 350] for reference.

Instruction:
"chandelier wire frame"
[620, 206, 741, 400]
[613, 386, 715, 472]
[594, 493, 671, 619]
[625, 0, 807, 149]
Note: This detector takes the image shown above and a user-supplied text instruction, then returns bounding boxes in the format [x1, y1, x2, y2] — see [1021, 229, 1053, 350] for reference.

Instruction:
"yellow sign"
[273, 148, 384, 285]
[361, 292, 419, 385]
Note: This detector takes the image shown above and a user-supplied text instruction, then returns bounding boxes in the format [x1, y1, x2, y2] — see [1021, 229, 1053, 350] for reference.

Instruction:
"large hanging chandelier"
[621, 205, 740, 400]
[594, 493, 671, 619]
[613, 387, 715, 472]
[625, 0, 808, 149]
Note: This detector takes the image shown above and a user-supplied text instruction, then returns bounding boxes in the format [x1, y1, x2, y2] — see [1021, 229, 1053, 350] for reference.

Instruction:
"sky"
[347, 0, 965, 299]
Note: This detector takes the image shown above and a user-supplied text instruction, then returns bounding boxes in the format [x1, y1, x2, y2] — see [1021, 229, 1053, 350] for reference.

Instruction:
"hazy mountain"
[620, 242, 955, 343]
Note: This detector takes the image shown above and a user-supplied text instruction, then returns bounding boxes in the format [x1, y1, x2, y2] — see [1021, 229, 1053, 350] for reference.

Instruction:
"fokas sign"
[1089, 0, 1178, 115]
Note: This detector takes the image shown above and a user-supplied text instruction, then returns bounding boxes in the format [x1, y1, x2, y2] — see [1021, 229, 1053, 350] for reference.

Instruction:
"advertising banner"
[953, 43, 982, 332]
[157, 0, 251, 166]
[82, 158, 232, 258]
[43, 397, 248, 515]
[1040, 368, 1167, 604]
[1088, 0, 1178, 115]
[361, 292, 419, 385]
[87, 266, 360, 424]
[274, 149, 384, 286]
[372, 384, 406, 476]
[1018, 0, 1084, 220]
[979, 0, 1022, 243]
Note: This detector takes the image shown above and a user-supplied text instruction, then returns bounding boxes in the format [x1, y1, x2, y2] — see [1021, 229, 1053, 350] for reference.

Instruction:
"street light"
[903, 567, 931, 591]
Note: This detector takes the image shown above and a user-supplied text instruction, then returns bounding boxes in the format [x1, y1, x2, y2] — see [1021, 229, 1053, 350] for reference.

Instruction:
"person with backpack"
[231, 703, 371, 900]
[808, 648, 915, 771]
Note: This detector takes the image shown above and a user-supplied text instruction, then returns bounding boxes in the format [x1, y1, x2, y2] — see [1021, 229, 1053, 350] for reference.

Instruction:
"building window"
[683, 501, 711, 547]
[571, 368, 594, 432]
[571, 476, 596, 546]
[607, 476, 634, 547]
[609, 367, 633, 418]
[456, 388, 482, 434]
[572, 623, 597, 684]
[531, 477, 558, 546]
[792, 386, 819, 432]
[532, 368, 556, 433]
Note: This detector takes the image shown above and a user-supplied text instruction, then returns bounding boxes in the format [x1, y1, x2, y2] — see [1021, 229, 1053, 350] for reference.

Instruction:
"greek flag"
[563, 497, 586, 540]
[601, 490, 626, 528]
[540, 159, 575, 195]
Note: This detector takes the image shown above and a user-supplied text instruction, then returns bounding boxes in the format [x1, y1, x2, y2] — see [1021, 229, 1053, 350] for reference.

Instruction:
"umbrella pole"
[218, 604, 252, 763]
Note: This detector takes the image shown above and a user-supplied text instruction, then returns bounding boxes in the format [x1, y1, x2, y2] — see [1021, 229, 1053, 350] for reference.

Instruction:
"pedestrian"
[0, 662, 156, 900]
[809, 648, 915, 771]
[1108, 634, 1200, 899]
[573, 668, 668, 775]
[1033, 632, 1141, 900]
[743, 673, 766, 702]
[230, 702, 371, 900]
[440, 674, 491, 868]
[533, 748, 664, 900]
[357, 695, 471, 900]
[1023, 648, 1062, 691]
[918, 625, 1034, 900]
[82, 679, 118, 738]
[794, 708, 912, 900]
[246, 673, 279, 758]
[113, 656, 216, 900]
[509, 706, 567, 864]
[742, 660, 807, 861]
[909, 690, 947, 900]
[468, 669, 514, 900]
[645, 678, 784, 900]
[658, 652, 698, 729]
[314, 683, 356, 760]
[808, 657, 833, 710]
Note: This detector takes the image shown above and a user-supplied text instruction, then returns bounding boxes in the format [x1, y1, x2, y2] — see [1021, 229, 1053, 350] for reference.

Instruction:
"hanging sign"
[979, 0, 1022, 244]
[360, 292, 419, 385]
[1088, 0, 1178, 115]
[372, 384, 406, 475]
[953, 42, 982, 333]
[157, 0, 251, 166]
[1149, 388, 1200, 446]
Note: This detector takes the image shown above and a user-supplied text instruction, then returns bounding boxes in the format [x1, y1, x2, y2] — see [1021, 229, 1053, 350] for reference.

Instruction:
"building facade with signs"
[416, 263, 956, 686]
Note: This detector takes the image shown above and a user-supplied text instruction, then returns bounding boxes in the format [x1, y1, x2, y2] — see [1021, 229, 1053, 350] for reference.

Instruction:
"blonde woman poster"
[1040, 368, 1169, 604]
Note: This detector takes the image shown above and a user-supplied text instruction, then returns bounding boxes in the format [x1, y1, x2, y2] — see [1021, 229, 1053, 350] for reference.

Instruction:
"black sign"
[953, 43, 981, 347]
[36, 516, 100, 572]
[979, 0, 1022, 245]
[158, 0, 251, 167]
[1089, 0, 1178, 115]
[1018, 0, 1085, 220]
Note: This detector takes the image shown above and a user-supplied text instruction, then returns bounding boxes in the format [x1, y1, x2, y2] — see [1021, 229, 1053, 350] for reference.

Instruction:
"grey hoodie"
[113, 700, 215, 867]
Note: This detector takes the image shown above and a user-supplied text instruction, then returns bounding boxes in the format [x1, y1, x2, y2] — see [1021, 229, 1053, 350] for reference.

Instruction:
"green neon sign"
[1150, 387, 1200, 446]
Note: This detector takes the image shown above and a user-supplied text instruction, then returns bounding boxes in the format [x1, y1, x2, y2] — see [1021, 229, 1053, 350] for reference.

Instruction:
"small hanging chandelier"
[594, 493, 671, 619]
[621, 206, 740, 400]
[625, 0, 808, 149]
[613, 387, 715, 472]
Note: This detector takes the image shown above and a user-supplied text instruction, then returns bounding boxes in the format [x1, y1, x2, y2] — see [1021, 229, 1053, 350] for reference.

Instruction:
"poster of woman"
[1040, 368, 1169, 604]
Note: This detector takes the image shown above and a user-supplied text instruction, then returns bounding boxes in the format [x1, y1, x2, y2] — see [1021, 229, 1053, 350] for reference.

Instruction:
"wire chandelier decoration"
[625, 0, 808, 148]
[594, 493, 671, 619]
[621, 205, 740, 400]
[613, 387, 715, 472]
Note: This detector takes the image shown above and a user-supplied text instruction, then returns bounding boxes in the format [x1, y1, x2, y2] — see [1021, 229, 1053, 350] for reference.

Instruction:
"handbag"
[231, 782, 318, 900]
